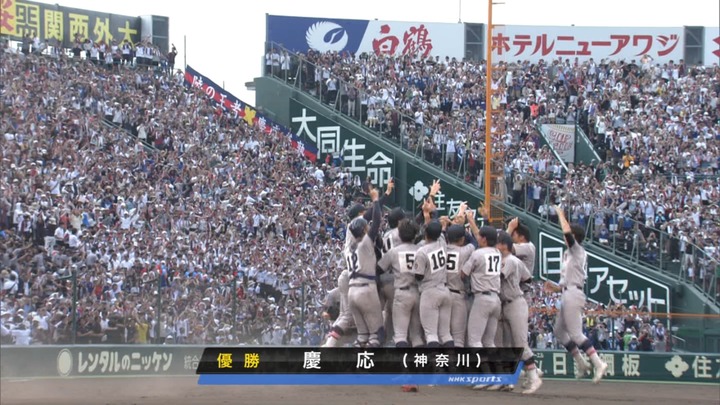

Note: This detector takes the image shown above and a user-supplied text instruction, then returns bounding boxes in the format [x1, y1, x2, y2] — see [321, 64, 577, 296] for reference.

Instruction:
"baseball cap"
[387, 207, 406, 228]
[347, 203, 365, 221]
[425, 220, 442, 240]
[446, 225, 466, 243]
[348, 217, 368, 239]
[497, 231, 513, 250]
[479, 226, 498, 246]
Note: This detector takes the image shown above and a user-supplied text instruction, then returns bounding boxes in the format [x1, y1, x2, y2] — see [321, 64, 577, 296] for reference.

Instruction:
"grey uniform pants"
[333, 310, 356, 333]
[554, 287, 587, 346]
[501, 297, 534, 361]
[449, 290, 468, 347]
[419, 285, 452, 344]
[379, 274, 395, 344]
[348, 283, 384, 345]
[467, 292, 501, 348]
[494, 312, 512, 348]
[392, 286, 423, 347]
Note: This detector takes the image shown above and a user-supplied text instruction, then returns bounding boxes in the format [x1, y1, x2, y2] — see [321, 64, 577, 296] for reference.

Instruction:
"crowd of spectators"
[17, 31, 177, 73]
[0, 37, 714, 347]
[0, 43, 365, 346]
[279, 48, 720, 294]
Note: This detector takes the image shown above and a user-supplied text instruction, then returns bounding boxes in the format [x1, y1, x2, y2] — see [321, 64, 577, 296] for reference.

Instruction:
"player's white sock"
[527, 368, 539, 380]
[323, 336, 339, 347]
[571, 349, 590, 369]
[588, 352, 603, 369]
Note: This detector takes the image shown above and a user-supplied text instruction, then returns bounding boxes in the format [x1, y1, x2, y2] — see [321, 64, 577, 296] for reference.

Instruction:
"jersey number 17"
[486, 254, 500, 275]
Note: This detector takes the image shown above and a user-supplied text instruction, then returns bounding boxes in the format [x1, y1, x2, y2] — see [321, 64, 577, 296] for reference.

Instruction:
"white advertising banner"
[542, 124, 575, 163]
[490, 26, 684, 63]
[704, 27, 720, 66]
[356, 20, 465, 59]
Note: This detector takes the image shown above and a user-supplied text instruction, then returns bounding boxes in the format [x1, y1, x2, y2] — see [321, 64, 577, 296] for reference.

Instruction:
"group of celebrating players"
[321, 179, 609, 394]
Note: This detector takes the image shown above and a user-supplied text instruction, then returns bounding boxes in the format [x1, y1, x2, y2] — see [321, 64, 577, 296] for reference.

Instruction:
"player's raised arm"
[422, 197, 436, 225]
[466, 209, 482, 244]
[553, 205, 575, 248]
[506, 217, 519, 234]
[367, 187, 382, 240]
[429, 179, 441, 198]
[476, 203, 489, 228]
[378, 177, 395, 206]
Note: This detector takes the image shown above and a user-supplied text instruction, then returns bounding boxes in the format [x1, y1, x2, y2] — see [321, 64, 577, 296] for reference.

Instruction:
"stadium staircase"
[253, 60, 720, 351]
[100, 118, 155, 153]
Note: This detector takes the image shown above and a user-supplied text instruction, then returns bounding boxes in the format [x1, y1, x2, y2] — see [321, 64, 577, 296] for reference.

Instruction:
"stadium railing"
[583, 208, 719, 303]
[262, 42, 719, 308]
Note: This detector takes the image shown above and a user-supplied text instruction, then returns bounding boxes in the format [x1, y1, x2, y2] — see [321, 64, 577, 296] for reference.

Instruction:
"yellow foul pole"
[484, 0, 493, 221]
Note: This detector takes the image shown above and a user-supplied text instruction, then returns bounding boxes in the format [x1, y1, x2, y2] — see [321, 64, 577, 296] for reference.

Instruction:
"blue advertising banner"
[265, 14, 465, 59]
[198, 371, 522, 386]
[266, 15, 369, 54]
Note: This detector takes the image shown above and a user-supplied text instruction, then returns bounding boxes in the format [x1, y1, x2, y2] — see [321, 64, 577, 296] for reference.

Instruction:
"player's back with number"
[461, 227, 503, 349]
[379, 243, 421, 288]
[412, 220, 453, 346]
[446, 243, 475, 293]
[345, 238, 376, 283]
[464, 247, 502, 294]
[414, 237, 448, 293]
[382, 227, 401, 256]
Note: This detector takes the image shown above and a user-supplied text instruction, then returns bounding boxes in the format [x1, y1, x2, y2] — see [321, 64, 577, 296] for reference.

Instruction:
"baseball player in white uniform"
[321, 269, 357, 347]
[443, 204, 482, 348]
[544, 206, 608, 383]
[377, 219, 423, 348]
[345, 190, 384, 348]
[497, 231, 542, 394]
[462, 226, 502, 390]
[413, 219, 453, 348]
[505, 217, 545, 387]
[379, 207, 405, 346]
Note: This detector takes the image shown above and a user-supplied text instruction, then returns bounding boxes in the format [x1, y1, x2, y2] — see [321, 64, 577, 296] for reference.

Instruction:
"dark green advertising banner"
[1, 0, 142, 48]
[289, 99, 395, 189]
[535, 350, 720, 383]
[404, 161, 481, 218]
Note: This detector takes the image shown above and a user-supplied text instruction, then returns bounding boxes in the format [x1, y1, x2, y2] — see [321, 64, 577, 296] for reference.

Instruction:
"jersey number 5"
[446, 252, 459, 273]
[486, 254, 501, 275]
[398, 252, 415, 273]
[429, 249, 447, 273]
[345, 252, 360, 274]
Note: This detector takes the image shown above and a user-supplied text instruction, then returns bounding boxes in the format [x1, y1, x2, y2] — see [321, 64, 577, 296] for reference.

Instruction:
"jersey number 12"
[345, 252, 360, 274]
